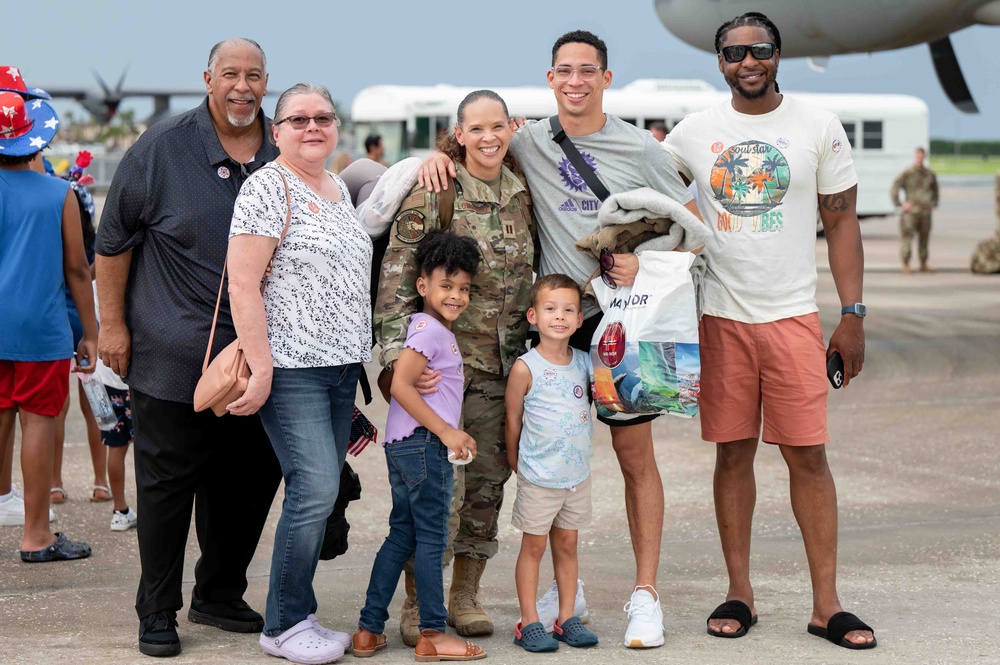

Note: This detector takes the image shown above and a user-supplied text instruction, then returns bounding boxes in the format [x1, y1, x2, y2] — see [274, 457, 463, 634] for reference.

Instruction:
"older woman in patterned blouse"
[227, 82, 372, 664]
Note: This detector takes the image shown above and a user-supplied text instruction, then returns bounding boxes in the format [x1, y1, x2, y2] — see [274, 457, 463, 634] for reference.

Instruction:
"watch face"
[857, 304, 867, 317]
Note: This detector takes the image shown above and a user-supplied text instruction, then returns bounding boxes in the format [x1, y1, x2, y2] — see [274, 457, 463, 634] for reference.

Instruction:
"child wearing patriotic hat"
[0, 83, 99, 563]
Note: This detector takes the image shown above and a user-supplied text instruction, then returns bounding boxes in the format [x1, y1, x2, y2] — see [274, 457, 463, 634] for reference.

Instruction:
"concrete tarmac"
[2, 182, 999, 664]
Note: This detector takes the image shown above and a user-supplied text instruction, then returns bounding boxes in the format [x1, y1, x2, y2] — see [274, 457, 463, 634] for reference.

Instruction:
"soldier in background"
[969, 170, 1000, 274]
[891, 147, 939, 273]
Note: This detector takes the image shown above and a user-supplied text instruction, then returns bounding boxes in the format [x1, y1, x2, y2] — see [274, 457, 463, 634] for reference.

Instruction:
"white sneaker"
[307, 614, 352, 651]
[623, 586, 664, 648]
[0, 486, 55, 526]
[110, 507, 138, 531]
[536, 579, 589, 632]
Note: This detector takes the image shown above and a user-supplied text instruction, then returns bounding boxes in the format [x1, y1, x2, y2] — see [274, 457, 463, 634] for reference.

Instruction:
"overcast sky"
[8, 1, 998, 140]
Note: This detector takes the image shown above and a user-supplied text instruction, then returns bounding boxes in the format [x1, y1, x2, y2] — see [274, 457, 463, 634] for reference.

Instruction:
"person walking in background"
[0, 88, 97, 563]
[91, 283, 137, 532]
[891, 147, 939, 273]
[95, 38, 282, 657]
[50, 151, 112, 507]
[228, 82, 372, 665]
[365, 133, 386, 165]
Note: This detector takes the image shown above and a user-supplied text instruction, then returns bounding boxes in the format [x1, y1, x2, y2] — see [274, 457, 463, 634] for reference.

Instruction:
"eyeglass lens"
[553, 66, 602, 81]
[285, 113, 337, 128]
[722, 43, 775, 63]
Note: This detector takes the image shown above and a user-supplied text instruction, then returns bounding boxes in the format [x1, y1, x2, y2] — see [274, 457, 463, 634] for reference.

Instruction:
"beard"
[227, 109, 257, 128]
[226, 97, 259, 128]
[725, 71, 776, 100]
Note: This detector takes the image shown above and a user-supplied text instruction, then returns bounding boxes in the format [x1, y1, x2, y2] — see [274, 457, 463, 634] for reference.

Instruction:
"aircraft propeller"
[928, 36, 978, 114]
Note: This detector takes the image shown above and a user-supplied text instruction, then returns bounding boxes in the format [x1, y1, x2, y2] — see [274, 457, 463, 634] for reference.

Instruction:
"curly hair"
[437, 89, 519, 173]
[415, 229, 482, 279]
[530, 273, 582, 308]
[714, 12, 782, 93]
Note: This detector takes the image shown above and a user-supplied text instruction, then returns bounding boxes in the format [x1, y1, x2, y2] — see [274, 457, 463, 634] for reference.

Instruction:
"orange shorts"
[0, 359, 71, 418]
[698, 313, 828, 446]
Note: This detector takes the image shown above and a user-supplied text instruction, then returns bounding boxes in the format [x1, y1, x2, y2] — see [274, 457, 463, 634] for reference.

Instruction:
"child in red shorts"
[0, 86, 98, 562]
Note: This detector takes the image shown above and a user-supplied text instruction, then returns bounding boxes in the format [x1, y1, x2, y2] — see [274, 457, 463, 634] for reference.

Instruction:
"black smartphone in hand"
[826, 351, 844, 389]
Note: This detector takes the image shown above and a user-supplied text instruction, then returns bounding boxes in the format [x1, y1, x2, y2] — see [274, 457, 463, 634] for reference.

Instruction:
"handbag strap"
[549, 115, 611, 201]
[202, 166, 293, 373]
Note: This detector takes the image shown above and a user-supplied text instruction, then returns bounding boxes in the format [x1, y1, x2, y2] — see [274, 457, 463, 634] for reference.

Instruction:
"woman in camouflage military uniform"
[374, 90, 537, 644]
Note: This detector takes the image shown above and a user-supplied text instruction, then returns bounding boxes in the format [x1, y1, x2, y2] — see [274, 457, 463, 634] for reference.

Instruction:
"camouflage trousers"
[403, 368, 510, 574]
[900, 211, 932, 264]
[449, 368, 510, 560]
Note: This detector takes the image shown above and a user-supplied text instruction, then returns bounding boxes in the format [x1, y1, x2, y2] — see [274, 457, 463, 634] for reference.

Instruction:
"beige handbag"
[193, 167, 292, 416]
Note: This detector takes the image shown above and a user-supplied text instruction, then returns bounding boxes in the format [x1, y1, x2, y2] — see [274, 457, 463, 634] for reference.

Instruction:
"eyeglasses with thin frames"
[274, 113, 341, 129]
[599, 248, 617, 290]
[551, 66, 604, 82]
[719, 42, 776, 63]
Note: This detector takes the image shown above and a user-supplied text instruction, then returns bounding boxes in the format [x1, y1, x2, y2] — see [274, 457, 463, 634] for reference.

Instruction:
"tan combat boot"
[446, 555, 493, 636]
[399, 570, 421, 647]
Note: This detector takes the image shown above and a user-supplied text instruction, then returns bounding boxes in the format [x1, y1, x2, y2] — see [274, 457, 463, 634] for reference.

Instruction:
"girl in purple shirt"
[355, 231, 489, 661]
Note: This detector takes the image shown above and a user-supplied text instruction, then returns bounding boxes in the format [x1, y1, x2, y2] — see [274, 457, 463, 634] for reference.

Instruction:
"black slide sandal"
[807, 611, 877, 650]
[707, 600, 758, 638]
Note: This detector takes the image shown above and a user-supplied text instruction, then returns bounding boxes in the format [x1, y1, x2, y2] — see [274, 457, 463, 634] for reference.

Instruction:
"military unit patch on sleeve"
[395, 210, 426, 244]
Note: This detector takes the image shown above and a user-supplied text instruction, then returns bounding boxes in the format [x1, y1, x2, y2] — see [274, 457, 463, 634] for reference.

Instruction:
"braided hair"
[714, 12, 782, 93]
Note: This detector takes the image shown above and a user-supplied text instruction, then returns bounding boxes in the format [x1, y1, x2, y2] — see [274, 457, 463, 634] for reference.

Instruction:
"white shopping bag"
[590, 251, 700, 420]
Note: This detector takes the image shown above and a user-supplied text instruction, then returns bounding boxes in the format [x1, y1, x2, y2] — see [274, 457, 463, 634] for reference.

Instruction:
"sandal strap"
[272, 619, 318, 646]
[825, 612, 874, 645]
[707, 600, 753, 629]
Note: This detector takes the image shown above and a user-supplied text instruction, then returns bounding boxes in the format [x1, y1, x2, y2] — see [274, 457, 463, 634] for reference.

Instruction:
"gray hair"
[207, 38, 267, 74]
[274, 83, 336, 122]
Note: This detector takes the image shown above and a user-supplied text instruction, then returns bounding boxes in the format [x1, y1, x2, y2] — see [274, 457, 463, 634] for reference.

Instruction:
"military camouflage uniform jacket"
[375, 163, 536, 376]
[891, 164, 939, 213]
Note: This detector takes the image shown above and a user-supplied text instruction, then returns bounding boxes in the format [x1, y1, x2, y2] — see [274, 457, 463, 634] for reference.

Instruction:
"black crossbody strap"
[549, 115, 611, 201]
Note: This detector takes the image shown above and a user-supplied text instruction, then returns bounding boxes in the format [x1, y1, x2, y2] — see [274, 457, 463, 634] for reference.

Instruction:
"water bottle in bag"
[75, 360, 118, 431]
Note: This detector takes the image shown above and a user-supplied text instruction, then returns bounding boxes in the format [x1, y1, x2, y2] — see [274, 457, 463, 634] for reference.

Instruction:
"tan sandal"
[50, 488, 67, 504]
[414, 630, 486, 662]
[90, 485, 112, 502]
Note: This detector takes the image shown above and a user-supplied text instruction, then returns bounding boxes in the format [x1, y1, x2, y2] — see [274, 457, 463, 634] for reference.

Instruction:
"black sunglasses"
[720, 42, 776, 63]
[599, 248, 617, 290]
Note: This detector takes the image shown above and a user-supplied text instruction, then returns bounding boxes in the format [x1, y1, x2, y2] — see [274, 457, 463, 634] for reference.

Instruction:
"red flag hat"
[0, 66, 51, 100]
[0, 92, 60, 157]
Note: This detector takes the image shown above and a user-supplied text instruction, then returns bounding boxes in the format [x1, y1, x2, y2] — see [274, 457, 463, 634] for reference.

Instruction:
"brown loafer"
[414, 629, 486, 662]
[352, 627, 387, 658]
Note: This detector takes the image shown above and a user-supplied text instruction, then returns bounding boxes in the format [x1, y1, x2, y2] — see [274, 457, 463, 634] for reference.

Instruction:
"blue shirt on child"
[0, 170, 73, 361]
[517, 347, 594, 489]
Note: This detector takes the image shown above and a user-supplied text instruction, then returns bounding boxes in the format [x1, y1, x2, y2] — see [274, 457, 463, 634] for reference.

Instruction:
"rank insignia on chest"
[395, 210, 426, 243]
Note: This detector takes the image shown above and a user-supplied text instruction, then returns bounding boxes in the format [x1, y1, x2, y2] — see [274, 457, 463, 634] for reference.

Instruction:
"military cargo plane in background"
[41, 69, 204, 125]
[655, 0, 1000, 113]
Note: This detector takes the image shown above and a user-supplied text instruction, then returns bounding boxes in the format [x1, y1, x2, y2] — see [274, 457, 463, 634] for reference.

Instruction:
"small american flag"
[348, 407, 378, 456]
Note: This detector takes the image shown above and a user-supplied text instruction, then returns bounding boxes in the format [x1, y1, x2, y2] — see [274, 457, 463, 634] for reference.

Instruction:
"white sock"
[0, 490, 14, 503]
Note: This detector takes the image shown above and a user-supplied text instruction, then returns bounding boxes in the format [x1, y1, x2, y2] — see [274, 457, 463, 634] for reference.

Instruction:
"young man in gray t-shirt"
[420, 30, 702, 649]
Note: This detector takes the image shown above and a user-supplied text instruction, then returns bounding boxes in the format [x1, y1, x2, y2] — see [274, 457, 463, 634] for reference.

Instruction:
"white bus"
[351, 79, 928, 218]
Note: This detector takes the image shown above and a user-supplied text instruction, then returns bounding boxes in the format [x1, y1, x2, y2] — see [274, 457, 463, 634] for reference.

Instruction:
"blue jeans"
[257, 363, 360, 636]
[359, 428, 454, 634]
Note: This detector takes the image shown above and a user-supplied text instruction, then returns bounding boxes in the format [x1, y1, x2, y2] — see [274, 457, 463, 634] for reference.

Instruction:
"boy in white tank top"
[505, 274, 598, 652]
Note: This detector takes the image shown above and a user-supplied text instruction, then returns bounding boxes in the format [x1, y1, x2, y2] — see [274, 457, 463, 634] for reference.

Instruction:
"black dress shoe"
[139, 611, 181, 657]
[188, 597, 264, 633]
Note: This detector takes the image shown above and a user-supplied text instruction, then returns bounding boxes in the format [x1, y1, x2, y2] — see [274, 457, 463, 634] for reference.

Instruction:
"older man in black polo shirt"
[96, 38, 282, 658]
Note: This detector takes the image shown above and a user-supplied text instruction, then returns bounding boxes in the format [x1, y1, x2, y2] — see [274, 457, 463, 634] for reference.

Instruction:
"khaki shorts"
[699, 313, 829, 446]
[511, 473, 592, 535]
